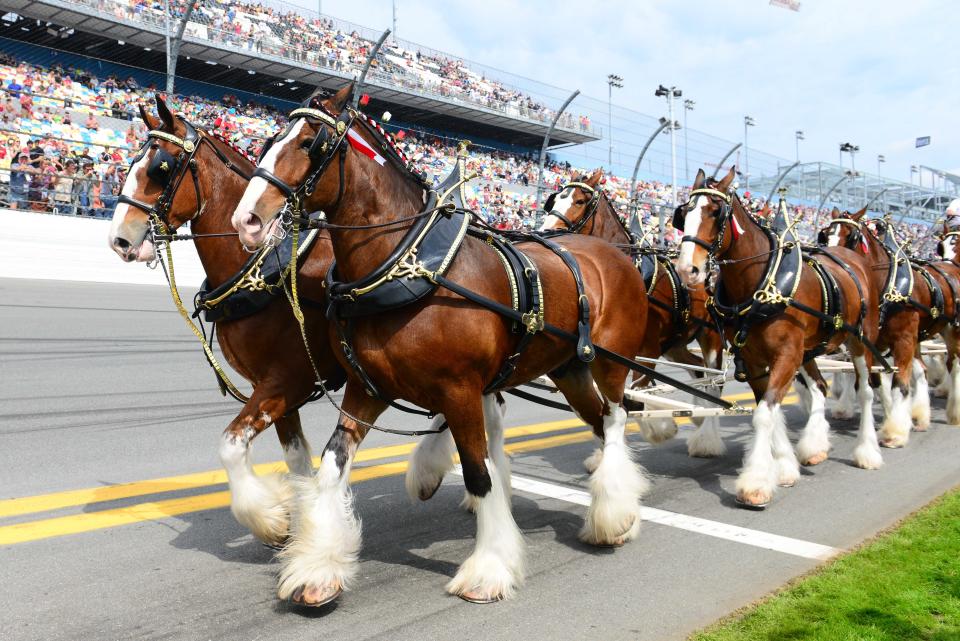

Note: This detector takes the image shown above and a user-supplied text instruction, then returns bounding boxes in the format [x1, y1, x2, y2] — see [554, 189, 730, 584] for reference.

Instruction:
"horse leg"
[219, 395, 296, 546]
[404, 415, 456, 501]
[831, 372, 857, 419]
[879, 328, 917, 448]
[910, 358, 931, 431]
[446, 393, 524, 603]
[926, 354, 947, 392]
[830, 371, 844, 399]
[635, 343, 678, 445]
[551, 361, 648, 544]
[851, 351, 884, 469]
[736, 356, 799, 507]
[276, 410, 314, 477]
[461, 396, 509, 513]
[551, 362, 607, 474]
[278, 383, 386, 607]
[795, 362, 832, 466]
[685, 342, 726, 457]
[944, 326, 960, 425]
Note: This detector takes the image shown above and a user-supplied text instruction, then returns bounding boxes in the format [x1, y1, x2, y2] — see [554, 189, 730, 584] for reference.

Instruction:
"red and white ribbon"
[347, 129, 386, 166]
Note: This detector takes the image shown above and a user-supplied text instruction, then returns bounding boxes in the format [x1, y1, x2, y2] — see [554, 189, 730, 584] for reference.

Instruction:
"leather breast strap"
[478, 229, 544, 394]
[520, 233, 595, 362]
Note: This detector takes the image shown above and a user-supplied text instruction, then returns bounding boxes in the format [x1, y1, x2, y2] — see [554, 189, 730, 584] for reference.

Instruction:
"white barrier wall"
[0, 210, 205, 287]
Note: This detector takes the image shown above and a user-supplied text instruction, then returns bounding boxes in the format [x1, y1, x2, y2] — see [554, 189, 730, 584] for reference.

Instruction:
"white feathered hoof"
[230, 473, 294, 547]
[853, 443, 884, 470]
[735, 469, 775, 509]
[911, 404, 931, 431]
[879, 420, 910, 448]
[446, 546, 524, 603]
[796, 435, 830, 467]
[830, 406, 854, 420]
[579, 446, 647, 547]
[583, 448, 603, 474]
[638, 417, 678, 444]
[276, 476, 361, 605]
[405, 464, 445, 502]
[686, 426, 726, 458]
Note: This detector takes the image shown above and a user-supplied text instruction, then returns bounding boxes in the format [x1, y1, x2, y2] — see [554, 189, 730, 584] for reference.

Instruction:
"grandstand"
[0, 0, 952, 257]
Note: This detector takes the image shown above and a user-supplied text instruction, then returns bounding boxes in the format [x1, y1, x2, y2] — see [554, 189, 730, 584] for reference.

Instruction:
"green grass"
[691, 488, 960, 641]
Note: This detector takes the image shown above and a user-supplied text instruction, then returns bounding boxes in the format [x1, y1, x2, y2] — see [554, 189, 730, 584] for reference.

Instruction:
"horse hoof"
[801, 451, 829, 466]
[458, 590, 504, 604]
[262, 538, 287, 551]
[735, 491, 771, 509]
[419, 479, 444, 501]
[289, 582, 342, 608]
[880, 437, 906, 449]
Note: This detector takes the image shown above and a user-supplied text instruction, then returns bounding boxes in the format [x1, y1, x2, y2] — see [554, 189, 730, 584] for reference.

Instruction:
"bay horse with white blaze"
[541, 170, 728, 458]
[107, 95, 347, 546]
[232, 84, 651, 605]
[675, 168, 885, 508]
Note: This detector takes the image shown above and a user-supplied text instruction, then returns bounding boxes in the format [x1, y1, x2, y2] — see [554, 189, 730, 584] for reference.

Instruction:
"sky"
[284, 0, 958, 186]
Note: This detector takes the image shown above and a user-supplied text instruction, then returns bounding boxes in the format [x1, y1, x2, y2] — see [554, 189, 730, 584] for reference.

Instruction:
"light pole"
[795, 130, 804, 162]
[877, 154, 885, 178]
[743, 115, 755, 190]
[683, 98, 694, 181]
[911, 165, 919, 186]
[392, 0, 398, 38]
[656, 84, 682, 206]
[840, 143, 859, 208]
[607, 74, 623, 167]
[535, 89, 580, 209]
[629, 117, 672, 236]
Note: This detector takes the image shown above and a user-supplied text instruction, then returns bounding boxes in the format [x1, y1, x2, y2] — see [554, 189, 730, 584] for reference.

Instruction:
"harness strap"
[924, 261, 960, 326]
[505, 387, 573, 412]
[431, 272, 733, 409]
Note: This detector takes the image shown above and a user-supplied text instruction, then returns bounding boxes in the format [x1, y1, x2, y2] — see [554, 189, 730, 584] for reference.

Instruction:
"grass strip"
[691, 487, 960, 641]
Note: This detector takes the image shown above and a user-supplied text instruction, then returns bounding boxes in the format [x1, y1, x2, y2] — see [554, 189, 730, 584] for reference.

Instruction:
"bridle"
[937, 230, 960, 259]
[117, 119, 206, 227]
[250, 103, 355, 218]
[675, 186, 734, 255]
[543, 181, 602, 233]
[816, 218, 862, 249]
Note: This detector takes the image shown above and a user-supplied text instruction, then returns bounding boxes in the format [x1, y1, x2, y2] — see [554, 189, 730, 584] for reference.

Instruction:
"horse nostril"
[113, 237, 131, 251]
[691, 266, 700, 276]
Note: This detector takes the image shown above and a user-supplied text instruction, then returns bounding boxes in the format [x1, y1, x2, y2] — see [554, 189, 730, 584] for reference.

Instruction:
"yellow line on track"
[0, 389, 783, 546]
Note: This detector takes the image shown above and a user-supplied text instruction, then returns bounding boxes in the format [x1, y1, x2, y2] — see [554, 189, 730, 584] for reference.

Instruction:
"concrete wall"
[0, 209, 204, 286]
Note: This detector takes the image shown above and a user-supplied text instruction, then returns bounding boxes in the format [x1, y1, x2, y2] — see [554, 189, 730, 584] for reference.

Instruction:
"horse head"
[108, 94, 205, 262]
[540, 170, 603, 232]
[817, 206, 867, 251]
[233, 83, 356, 249]
[674, 165, 737, 286]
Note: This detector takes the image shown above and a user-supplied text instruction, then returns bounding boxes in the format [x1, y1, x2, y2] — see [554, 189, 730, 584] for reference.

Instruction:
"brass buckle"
[521, 311, 544, 333]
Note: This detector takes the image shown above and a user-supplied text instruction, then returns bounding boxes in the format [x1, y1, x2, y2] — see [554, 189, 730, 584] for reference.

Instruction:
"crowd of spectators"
[74, 0, 593, 132]
[0, 54, 939, 256]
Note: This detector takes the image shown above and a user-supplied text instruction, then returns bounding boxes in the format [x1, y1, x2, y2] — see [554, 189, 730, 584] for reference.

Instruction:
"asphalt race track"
[2, 277, 959, 641]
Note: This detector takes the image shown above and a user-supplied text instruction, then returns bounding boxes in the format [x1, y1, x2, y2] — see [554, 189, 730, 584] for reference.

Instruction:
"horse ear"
[831, 207, 841, 220]
[716, 165, 736, 191]
[325, 82, 355, 113]
[851, 205, 868, 221]
[588, 169, 603, 186]
[155, 94, 175, 130]
[138, 103, 160, 130]
[693, 168, 706, 190]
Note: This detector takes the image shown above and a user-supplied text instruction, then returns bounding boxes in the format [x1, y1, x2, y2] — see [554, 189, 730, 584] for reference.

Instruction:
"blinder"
[543, 192, 556, 214]
[937, 241, 945, 258]
[146, 147, 180, 186]
[816, 230, 827, 245]
[672, 204, 685, 231]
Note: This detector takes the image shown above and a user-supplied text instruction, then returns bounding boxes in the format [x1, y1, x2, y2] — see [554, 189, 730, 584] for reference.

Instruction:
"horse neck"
[326, 147, 426, 282]
[187, 138, 254, 288]
[716, 198, 772, 302]
[585, 197, 632, 247]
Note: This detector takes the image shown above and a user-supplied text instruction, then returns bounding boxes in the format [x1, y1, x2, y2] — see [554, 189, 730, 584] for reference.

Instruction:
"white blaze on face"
[676, 195, 707, 269]
[235, 119, 305, 221]
[943, 236, 956, 261]
[108, 150, 150, 243]
[539, 187, 574, 230]
[826, 224, 841, 247]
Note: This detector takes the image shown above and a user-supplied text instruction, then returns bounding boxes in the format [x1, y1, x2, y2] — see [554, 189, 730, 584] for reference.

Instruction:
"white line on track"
[452, 468, 841, 561]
